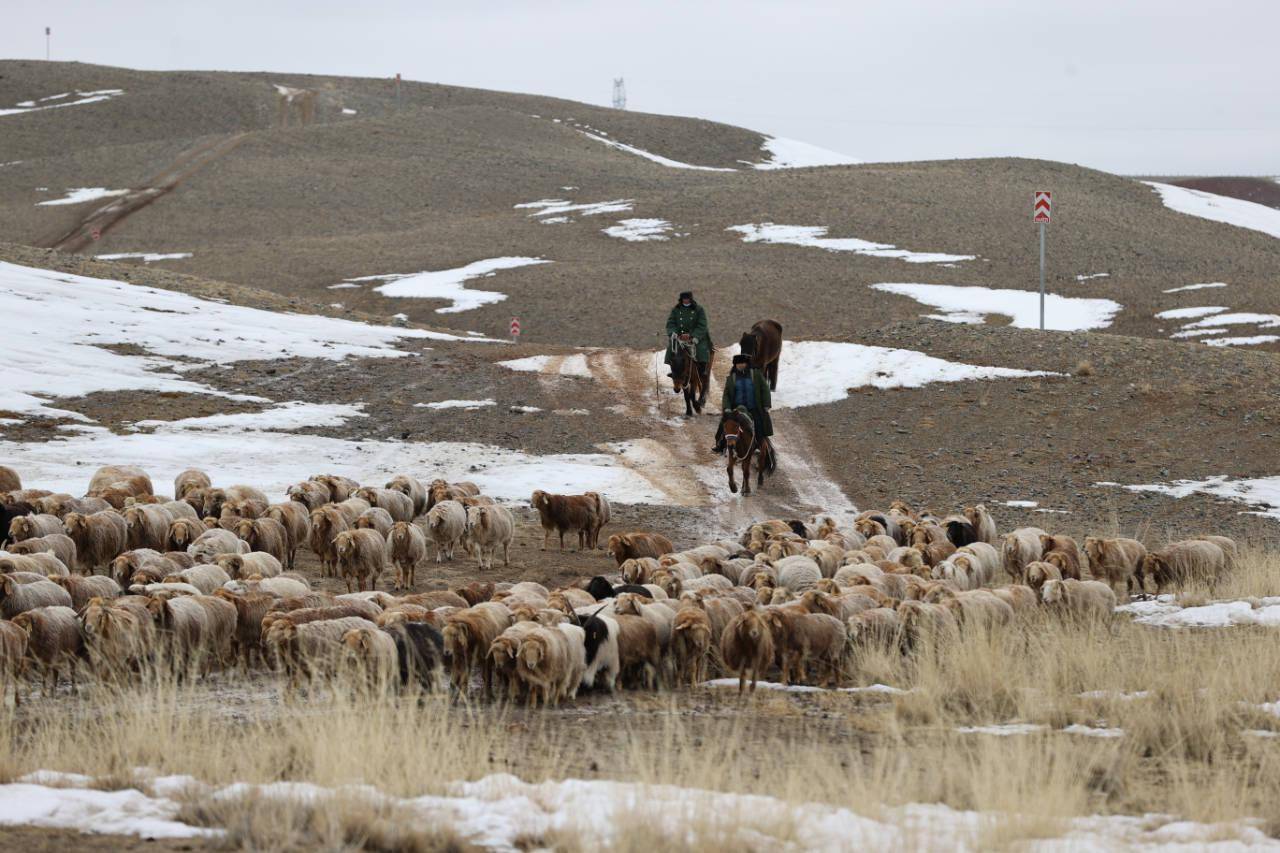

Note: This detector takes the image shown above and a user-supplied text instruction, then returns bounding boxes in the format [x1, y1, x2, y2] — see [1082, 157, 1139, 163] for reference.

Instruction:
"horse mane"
[722, 409, 755, 437]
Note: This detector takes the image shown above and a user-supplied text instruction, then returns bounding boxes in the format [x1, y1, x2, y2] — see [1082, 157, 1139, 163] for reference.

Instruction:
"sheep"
[942, 590, 1015, 632]
[442, 602, 512, 694]
[226, 575, 311, 599]
[124, 504, 176, 552]
[35, 494, 112, 518]
[607, 532, 675, 565]
[1041, 579, 1116, 627]
[0, 465, 19, 493]
[401, 590, 470, 610]
[1079, 537, 1145, 596]
[515, 623, 586, 707]
[488, 621, 542, 699]
[613, 592, 675, 652]
[619, 557, 661, 586]
[287, 479, 331, 511]
[173, 468, 211, 501]
[110, 549, 179, 585]
[1002, 527, 1047, 581]
[1023, 561, 1062, 595]
[270, 616, 378, 684]
[12, 605, 83, 690]
[262, 603, 383, 644]
[386, 522, 428, 591]
[9, 512, 63, 543]
[62, 511, 127, 573]
[355, 506, 395, 539]
[342, 625, 400, 688]
[453, 581, 495, 606]
[465, 504, 514, 571]
[776, 555, 822, 594]
[166, 518, 207, 552]
[611, 612, 661, 689]
[375, 604, 433, 627]
[426, 479, 480, 510]
[804, 541, 846, 578]
[201, 485, 268, 519]
[353, 487, 414, 523]
[5, 533, 78, 571]
[234, 517, 289, 566]
[311, 474, 361, 503]
[211, 589, 275, 666]
[215, 551, 283, 580]
[80, 597, 154, 676]
[1040, 534, 1084, 580]
[49, 575, 120, 609]
[1, 576, 73, 618]
[0, 619, 27, 704]
[264, 501, 311, 569]
[385, 621, 446, 693]
[333, 528, 385, 593]
[531, 490, 600, 552]
[268, 592, 336, 613]
[308, 505, 351, 578]
[134, 581, 202, 598]
[896, 600, 958, 650]
[425, 500, 467, 563]
[847, 607, 901, 652]
[574, 608, 621, 692]
[585, 491, 610, 549]
[187, 527, 249, 564]
[992, 584, 1040, 613]
[670, 605, 713, 686]
[720, 609, 775, 693]
[385, 474, 428, 517]
[1194, 535, 1238, 569]
[1141, 540, 1228, 593]
[88, 465, 153, 496]
[166, 563, 231, 595]
[784, 612, 847, 687]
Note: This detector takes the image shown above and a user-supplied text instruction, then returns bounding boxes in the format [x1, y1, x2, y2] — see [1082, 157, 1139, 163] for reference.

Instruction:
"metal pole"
[45, 28, 50, 61]
[1038, 221, 1046, 330]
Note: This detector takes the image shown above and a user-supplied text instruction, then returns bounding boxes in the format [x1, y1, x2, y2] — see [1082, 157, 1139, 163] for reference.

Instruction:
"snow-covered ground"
[415, 399, 497, 410]
[576, 129, 736, 172]
[340, 258, 549, 313]
[0, 89, 125, 118]
[1098, 475, 1280, 521]
[499, 354, 592, 378]
[1146, 182, 1280, 241]
[749, 137, 860, 170]
[0, 261, 495, 419]
[1075, 272, 1110, 281]
[515, 198, 635, 222]
[37, 187, 130, 206]
[1204, 335, 1280, 347]
[1154, 299, 1280, 346]
[871, 282, 1122, 331]
[1118, 594, 1280, 629]
[1154, 306, 1228, 320]
[1164, 282, 1228, 294]
[132, 402, 364, 433]
[729, 224, 974, 264]
[2, 770, 1273, 850]
[602, 218, 674, 241]
[94, 252, 192, 263]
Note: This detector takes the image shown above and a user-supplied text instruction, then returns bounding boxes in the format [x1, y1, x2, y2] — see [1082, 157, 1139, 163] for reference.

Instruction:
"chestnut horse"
[721, 410, 776, 495]
[738, 320, 783, 391]
[669, 335, 704, 417]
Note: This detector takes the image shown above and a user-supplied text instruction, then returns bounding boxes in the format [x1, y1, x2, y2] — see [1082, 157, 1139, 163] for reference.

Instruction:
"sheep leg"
[504, 543, 510, 567]
[738, 669, 746, 694]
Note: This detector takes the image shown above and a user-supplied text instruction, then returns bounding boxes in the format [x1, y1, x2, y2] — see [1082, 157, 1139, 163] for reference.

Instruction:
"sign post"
[1033, 191, 1052, 330]
[510, 317, 521, 340]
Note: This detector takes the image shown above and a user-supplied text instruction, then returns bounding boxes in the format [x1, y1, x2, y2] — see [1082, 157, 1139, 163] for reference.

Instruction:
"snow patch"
[0, 89, 125, 118]
[342, 257, 549, 314]
[1075, 272, 1110, 281]
[1117, 594, 1280, 629]
[0, 780, 217, 839]
[576, 130, 736, 172]
[37, 187, 130, 206]
[1164, 282, 1228, 293]
[1204, 335, 1280, 347]
[730, 223, 973, 264]
[1154, 306, 1227, 320]
[871, 282, 1122, 331]
[1003, 500, 1039, 508]
[1100, 475, 1280, 522]
[516, 198, 634, 220]
[1146, 182, 1280, 241]
[702, 678, 906, 695]
[133, 402, 365, 433]
[341, 108, 357, 115]
[95, 252, 192, 263]
[499, 354, 592, 379]
[750, 136, 860, 170]
[602, 218, 673, 241]
[415, 399, 496, 410]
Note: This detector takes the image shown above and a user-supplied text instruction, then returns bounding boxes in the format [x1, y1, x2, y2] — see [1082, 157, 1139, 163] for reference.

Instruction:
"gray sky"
[5, 0, 1277, 174]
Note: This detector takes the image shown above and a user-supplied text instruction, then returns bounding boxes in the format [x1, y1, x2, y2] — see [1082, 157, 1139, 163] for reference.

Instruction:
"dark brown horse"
[738, 320, 783, 391]
[721, 410, 776, 495]
[669, 336, 704, 417]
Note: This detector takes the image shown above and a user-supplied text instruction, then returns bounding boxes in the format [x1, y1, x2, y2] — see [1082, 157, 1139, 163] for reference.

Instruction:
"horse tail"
[764, 442, 778, 476]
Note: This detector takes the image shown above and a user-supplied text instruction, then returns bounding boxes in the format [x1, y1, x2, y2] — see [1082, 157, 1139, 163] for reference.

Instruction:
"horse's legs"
[684, 388, 694, 417]
[757, 443, 767, 487]
[727, 452, 738, 494]
[742, 453, 753, 496]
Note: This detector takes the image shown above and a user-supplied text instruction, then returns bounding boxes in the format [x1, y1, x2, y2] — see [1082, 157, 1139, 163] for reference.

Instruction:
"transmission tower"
[612, 77, 626, 110]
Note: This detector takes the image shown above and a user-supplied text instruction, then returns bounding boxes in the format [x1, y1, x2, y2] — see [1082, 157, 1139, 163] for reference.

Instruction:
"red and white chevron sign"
[510, 317, 521, 337]
[1033, 191, 1052, 223]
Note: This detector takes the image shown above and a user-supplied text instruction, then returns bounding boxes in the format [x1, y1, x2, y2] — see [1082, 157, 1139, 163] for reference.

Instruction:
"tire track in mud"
[529, 347, 858, 533]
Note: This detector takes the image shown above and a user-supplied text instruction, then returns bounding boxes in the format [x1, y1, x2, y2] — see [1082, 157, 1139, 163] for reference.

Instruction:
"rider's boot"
[711, 423, 726, 455]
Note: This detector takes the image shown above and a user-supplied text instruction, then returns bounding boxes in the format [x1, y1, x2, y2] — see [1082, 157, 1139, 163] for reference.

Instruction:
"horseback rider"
[712, 353, 773, 454]
[664, 290, 712, 406]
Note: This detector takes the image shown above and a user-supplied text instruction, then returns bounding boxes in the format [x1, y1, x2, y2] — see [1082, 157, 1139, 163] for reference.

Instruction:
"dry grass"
[4, 550, 1280, 845]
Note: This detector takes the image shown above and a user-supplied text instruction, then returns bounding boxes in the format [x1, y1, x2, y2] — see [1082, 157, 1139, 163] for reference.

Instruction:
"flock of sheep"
[0, 462, 1239, 703]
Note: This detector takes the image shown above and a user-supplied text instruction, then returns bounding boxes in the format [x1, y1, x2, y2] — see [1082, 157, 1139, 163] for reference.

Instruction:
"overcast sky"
[5, 0, 1277, 174]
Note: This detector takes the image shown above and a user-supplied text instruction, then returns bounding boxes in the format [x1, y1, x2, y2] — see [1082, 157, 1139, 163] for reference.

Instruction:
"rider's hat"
[732, 353, 750, 366]
[678, 290, 693, 301]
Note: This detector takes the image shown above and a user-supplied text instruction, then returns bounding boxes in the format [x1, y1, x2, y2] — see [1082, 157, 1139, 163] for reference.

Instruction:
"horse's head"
[722, 414, 750, 456]
[670, 339, 694, 393]
[738, 331, 758, 358]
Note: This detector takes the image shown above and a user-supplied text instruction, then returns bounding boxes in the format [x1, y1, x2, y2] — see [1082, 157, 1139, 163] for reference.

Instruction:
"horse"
[721, 410, 776, 495]
[669, 335, 705, 417]
[738, 320, 783, 391]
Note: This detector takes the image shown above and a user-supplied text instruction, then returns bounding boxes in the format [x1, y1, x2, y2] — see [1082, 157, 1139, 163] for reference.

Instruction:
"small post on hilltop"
[1033, 190, 1052, 330]
[45, 26, 51, 61]
[395, 73, 401, 109]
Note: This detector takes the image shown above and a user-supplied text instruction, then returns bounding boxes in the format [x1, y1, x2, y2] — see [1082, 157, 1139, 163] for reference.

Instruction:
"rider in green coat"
[664, 290, 712, 403]
[712, 353, 773, 454]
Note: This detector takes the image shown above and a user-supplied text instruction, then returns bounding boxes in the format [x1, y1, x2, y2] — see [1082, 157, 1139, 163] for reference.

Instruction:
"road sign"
[1033, 191, 1052, 223]
[510, 317, 521, 338]
[90, 227, 101, 241]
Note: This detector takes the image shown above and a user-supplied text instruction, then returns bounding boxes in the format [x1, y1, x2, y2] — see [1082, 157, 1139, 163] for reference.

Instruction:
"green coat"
[664, 302, 712, 364]
[721, 368, 773, 437]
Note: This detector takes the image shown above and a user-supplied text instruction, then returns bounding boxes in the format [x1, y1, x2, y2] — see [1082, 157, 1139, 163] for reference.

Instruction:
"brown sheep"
[607, 532, 675, 565]
[353, 487, 414, 523]
[186, 527, 249, 564]
[896, 599, 958, 650]
[0, 465, 19, 493]
[611, 612, 661, 689]
[515, 623, 586, 707]
[264, 501, 311, 569]
[464, 504, 514, 571]
[1002, 527, 1047, 581]
[1193, 535, 1238, 569]
[87, 465, 153, 495]
[110, 549, 180, 586]
[287, 479, 331, 511]
[342, 625, 400, 687]
[334, 528, 386, 593]
[1141, 540, 1228, 593]
[942, 590, 1015, 631]
[266, 592, 335, 613]
[720, 608, 775, 693]
[1041, 579, 1116, 627]
[166, 517, 206, 552]
[672, 605, 713, 687]
[0, 619, 27, 704]
[80, 597, 154, 676]
[385, 474, 428, 517]
[1040, 534, 1084, 580]
[13, 605, 83, 690]
[991, 584, 1040, 613]
[212, 589, 276, 666]
[215, 551, 283, 580]
[235, 517, 289, 565]
[387, 521, 428, 591]
[269, 616, 377, 685]
[454, 581, 495, 607]
[531, 490, 600, 552]
[374, 603, 434, 627]
[174, 469, 211, 501]
[847, 607, 901, 652]
[35, 494, 112, 518]
[487, 622, 542, 700]
[781, 610, 847, 686]
[1083, 537, 1147, 596]
[426, 479, 480, 510]
[309, 505, 352, 578]
[355, 507, 395, 539]
[425, 501, 467, 563]
[5, 533, 78, 571]
[310, 474, 361, 503]
[0, 552, 69, 578]
[49, 575, 121, 609]
[201, 485, 268, 520]
[442, 602, 512, 693]
[1, 576, 73, 618]
[124, 504, 175, 552]
[9, 512, 63, 543]
[64, 510, 129, 573]
[1024, 561, 1062, 594]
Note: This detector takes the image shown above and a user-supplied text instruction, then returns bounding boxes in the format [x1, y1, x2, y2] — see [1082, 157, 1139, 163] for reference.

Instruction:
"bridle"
[724, 416, 756, 460]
